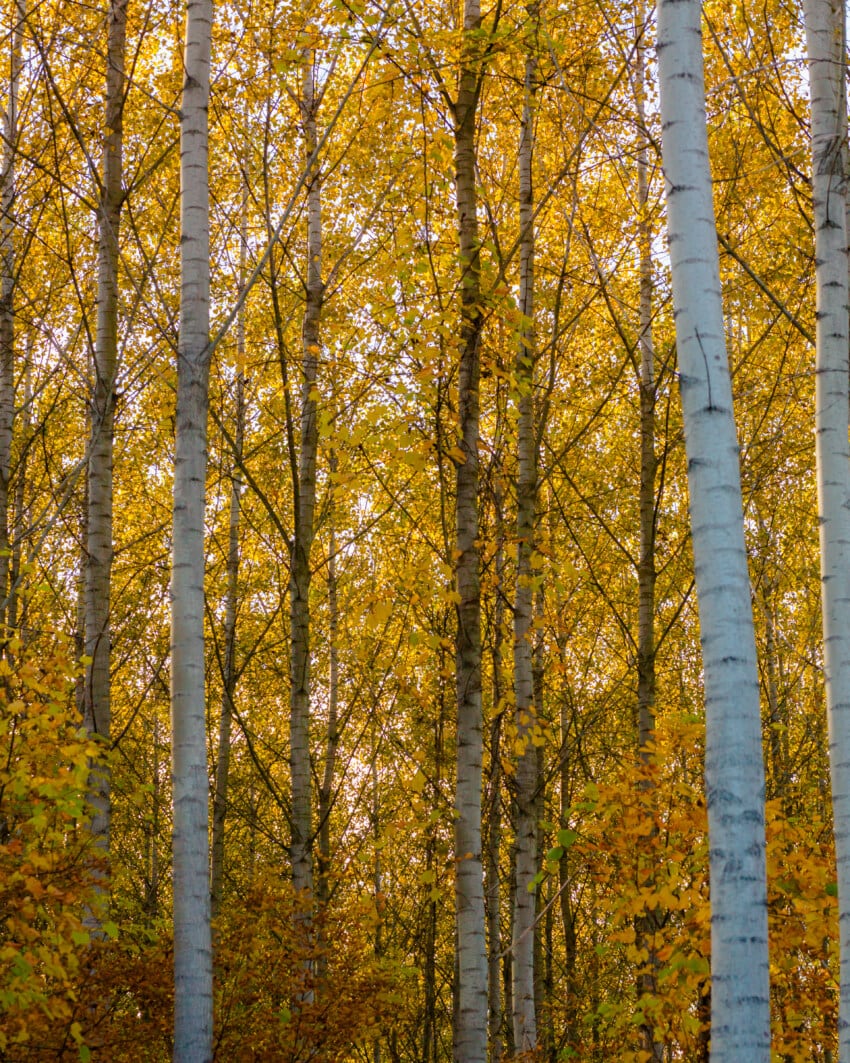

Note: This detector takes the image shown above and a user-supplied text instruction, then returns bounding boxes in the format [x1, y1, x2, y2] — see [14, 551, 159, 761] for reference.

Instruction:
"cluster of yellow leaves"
[563, 715, 838, 1060]
[0, 642, 104, 1057]
[60, 877, 416, 1061]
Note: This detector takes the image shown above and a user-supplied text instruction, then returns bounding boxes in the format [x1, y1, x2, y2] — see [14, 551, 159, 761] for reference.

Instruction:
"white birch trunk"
[210, 181, 248, 919]
[634, 15, 663, 1060]
[487, 483, 506, 1062]
[0, 0, 23, 627]
[453, 1, 488, 1058]
[511, 21, 538, 1054]
[290, 50, 323, 910]
[7, 353, 29, 633]
[171, 0, 213, 1055]
[84, 0, 127, 889]
[657, 2, 770, 1058]
[210, 371, 244, 919]
[804, 1, 850, 1056]
[317, 455, 339, 913]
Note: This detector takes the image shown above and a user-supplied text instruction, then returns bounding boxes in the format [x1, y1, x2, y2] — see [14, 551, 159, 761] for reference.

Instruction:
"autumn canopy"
[0, 0, 846, 1060]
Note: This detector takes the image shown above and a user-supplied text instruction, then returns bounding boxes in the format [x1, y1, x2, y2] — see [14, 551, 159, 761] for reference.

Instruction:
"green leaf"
[557, 828, 578, 848]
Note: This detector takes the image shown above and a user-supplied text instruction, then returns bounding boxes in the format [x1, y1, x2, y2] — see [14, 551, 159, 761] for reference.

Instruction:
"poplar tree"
[290, 43, 324, 916]
[171, 0, 214, 1054]
[453, 0, 488, 1056]
[804, 0, 850, 1057]
[0, 0, 23, 623]
[511, 6, 539, 1051]
[84, 0, 127, 880]
[657, 0, 770, 1056]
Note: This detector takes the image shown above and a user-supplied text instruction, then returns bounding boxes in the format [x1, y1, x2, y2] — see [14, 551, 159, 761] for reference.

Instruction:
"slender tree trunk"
[289, 49, 323, 913]
[511, 15, 538, 1054]
[634, 16, 663, 1061]
[657, 2, 770, 1058]
[210, 371, 245, 919]
[453, 1, 488, 1057]
[210, 181, 248, 919]
[317, 454, 340, 914]
[635, 13, 656, 762]
[804, 1, 850, 1057]
[7, 354, 28, 633]
[171, 0, 214, 1054]
[145, 717, 161, 918]
[371, 722, 382, 1063]
[84, 0, 127, 891]
[759, 554, 786, 801]
[487, 481, 506, 1063]
[0, 0, 23, 632]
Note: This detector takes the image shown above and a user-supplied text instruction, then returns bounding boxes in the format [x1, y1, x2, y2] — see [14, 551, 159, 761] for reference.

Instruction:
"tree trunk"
[0, 0, 23, 631]
[317, 453, 340, 914]
[7, 353, 29, 634]
[453, 1, 488, 1058]
[210, 370, 245, 919]
[804, 1, 850, 1057]
[210, 180, 248, 920]
[171, 0, 214, 1054]
[487, 480, 506, 1063]
[657, 1, 770, 1058]
[511, 14, 539, 1054]
[289, 50, 323, 915]
[84, 0, 127, 894]
[634, 15, 663, 1060]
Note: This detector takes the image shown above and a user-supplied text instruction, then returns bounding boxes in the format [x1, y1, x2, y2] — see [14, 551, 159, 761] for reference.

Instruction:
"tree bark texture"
[0, 0, 24, 625]
[210, 371, 244, 919]
[317, 462, 340, 913]
[804, 0, 850, 1057]
[84, 0, 127, 884]
[171, 0, 214, 1055]
[511, 19, 538, 1054]
[634, 14, 663, 1061]
[453, 1, 488, 1058]
[657, 1, 770, 1058]
[487, 484, 506, 1063]
[290, 49, 323, 908]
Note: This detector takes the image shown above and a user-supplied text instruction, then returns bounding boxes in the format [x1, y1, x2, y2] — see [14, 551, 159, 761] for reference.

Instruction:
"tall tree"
[657, 0, 770, 1057]
[511, 6, 539, 1052]
[0, 0, 23, 627]
[804, 0, 850, 1056]
[453, 0, 488, 1057]
[171, 0, 214, 1054]
[210, 176, 249, 921]
[290, 44, 324, 913]
[84, 0, 128, 881]
[210, 371, 245, 919]
[634, 11, 663, 1060]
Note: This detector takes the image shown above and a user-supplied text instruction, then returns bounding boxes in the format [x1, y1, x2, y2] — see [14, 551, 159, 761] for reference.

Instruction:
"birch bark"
[453, 0, 487, 1057]
[0, 0, 23, 626]
[657, 1, 770, 1057]
[290, 49, 323, 910]
[84, 0, 127, 881]
[804, 1, 850, 1056]
[210, 371, 244, 919]
[317, 456, 339, 913]
[511, 17, 538, 1053]
[210, 181, 248, 919]
[171, 0, 213, 1055]
[634, 15, 663, 1060]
